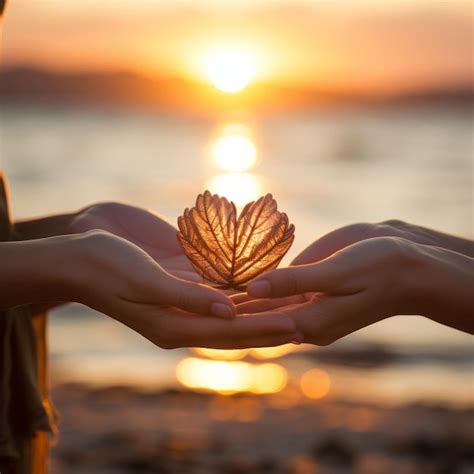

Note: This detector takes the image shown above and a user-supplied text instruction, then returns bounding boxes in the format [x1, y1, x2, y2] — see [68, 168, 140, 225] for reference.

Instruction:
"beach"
[50, 384, 474, 474]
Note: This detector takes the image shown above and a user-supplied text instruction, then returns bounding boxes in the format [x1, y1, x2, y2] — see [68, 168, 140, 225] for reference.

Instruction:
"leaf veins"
[177, 191, 295, 290]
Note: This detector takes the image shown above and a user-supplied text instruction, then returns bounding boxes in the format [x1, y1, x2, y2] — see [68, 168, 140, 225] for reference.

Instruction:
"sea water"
[2, 103, 472, 405]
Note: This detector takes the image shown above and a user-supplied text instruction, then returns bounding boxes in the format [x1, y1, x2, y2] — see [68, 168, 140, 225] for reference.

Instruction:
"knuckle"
[283, 270, 301, 295]
[89, 201, 122, 216]
[172, 286, 195, 311]
[381, 219, 405, 228]
[374, 220, 407, 238]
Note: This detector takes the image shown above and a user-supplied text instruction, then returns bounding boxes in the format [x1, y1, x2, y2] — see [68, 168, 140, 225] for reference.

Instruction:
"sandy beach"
[50, 384, 473, 474]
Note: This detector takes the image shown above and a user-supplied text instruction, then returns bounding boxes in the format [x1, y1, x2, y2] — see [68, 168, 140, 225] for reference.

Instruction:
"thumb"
[247, 261, 343, 298]
[155, 272, 236, 319]
[291, 224, 372, 265]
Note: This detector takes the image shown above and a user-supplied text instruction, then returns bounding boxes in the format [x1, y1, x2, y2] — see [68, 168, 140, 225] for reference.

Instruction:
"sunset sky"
[1, 0, 472, 94]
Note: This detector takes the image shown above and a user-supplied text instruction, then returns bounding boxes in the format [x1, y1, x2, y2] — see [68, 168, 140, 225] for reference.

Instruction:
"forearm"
[14, 211, 78, 240]
[0, 236, 78, 309]
[408, 243, 474, 333]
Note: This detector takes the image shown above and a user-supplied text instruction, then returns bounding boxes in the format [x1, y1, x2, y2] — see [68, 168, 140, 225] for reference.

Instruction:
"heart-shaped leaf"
[177, 191, 295, 290]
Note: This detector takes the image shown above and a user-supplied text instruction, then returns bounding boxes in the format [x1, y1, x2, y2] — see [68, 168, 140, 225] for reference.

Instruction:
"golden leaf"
[177, 191, 295, 290]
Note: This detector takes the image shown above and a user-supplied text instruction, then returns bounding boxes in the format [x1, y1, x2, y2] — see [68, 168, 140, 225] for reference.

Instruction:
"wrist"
[14, 211, 79, 240]
[56, 231, 106, 305]
[0, 235, 81, 309]
[30, 235, 82, 303]
[384, 238, 437, 317]
[50, 233, 90, 303]
[397, 241, 474, 328]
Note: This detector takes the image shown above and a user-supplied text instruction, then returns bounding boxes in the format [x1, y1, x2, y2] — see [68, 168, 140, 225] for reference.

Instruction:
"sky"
[1, 0, 473, 93]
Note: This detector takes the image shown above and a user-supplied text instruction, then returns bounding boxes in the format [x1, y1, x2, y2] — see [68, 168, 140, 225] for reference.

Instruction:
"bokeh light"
[235, 397, 263, 422]
[251, 363, 288, 394]
[209, 396, 237, 421]
[176, 358, 288, 395]
[269, 385, 302, 410]
[208, 396, 263, 422]
[250, 344, 296, 360]
[300, 368, 331, 400]
[192, 348, 249, 361]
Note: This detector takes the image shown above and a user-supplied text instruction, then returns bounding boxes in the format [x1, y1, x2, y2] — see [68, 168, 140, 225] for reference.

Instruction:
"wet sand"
[50, 384, 473, 474]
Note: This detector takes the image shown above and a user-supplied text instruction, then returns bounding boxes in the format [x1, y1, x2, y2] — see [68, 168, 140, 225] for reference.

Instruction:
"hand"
[239, 237, 473, 345]
[0, 231, 300, 349]
[291, 220, 474, 266]
[71, 230, 300, 349]
[68, 202, 199, 281]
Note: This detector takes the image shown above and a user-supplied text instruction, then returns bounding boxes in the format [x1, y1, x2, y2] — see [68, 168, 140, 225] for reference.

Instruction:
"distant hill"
[1, 67, 472, 117]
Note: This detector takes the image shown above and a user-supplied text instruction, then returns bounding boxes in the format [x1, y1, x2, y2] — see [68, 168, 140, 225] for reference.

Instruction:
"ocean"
[2, 103, 473, 405]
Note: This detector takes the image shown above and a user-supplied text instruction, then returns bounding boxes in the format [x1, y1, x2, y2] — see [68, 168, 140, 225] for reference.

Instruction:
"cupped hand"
[239, 231, 473, 344]
[238, 237, 428, 345]
[68, 202, 199, 281]
[69, 230, 300, 349]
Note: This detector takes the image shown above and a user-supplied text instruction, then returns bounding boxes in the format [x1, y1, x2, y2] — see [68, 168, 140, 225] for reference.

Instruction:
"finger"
[282, 293, 378, 345]
[231, 293, 253, 305]
[167, 270, 204, 283]
[159, 253, 196, 273]
[222, 288, 242, 296]
[116, 205, 183, 256]
[156, 273, 236, 319]
[291, 223, 372, 265]
[236, 295, 305, 314]
[161, 310, 301, 349]
[247, 260, 346, 299]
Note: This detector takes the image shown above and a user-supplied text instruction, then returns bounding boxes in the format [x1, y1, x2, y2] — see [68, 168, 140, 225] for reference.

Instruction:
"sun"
[205, 49, 255, 93]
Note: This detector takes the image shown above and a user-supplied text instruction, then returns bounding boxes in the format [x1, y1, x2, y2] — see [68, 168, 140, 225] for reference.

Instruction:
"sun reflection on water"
[192, 348, 248, 361]
[186, 122, 308, 400]
[206, 172, 262, 207]
[250, 344, 295, 360]
[206, 122, 262, 207]
[191, 344, 296, 362]
[209, 123, 257, 172]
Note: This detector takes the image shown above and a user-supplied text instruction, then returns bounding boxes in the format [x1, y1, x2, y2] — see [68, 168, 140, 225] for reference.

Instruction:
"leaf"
[177, 191, 295, 290]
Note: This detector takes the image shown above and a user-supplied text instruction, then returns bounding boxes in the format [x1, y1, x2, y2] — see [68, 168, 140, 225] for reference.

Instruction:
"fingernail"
[211, 302, 235, 319]
[247, 280, 271, 298]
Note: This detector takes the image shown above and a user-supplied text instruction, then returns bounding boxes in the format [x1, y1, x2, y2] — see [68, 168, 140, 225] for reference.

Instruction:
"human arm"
[14, 211, 78, 240]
